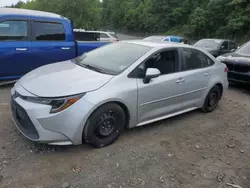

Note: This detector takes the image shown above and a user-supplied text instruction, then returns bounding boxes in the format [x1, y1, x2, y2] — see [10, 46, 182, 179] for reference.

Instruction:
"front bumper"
[11, 83, 95, 145]
[228, 71, 250, 84]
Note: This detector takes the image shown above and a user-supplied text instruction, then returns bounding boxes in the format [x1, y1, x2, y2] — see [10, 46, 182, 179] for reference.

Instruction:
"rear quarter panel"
[208, 61, 229, 96]
[197, 47, 228, 102]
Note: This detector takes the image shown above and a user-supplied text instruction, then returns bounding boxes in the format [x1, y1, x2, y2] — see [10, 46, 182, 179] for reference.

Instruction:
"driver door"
[137, 49, 184, 124]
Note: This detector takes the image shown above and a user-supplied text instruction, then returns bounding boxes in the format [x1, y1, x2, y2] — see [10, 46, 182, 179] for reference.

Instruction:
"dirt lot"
[0, 84, 250, 188]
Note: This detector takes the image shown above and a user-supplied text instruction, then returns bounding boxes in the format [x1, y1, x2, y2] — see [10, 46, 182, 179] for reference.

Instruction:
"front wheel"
[83, 103, 126, 148]
[201, 85, 221, 113]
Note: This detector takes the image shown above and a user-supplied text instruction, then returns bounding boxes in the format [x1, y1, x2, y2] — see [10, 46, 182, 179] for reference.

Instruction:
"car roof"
[0, 8, 63, 19]
[145, 35, 167, 38]
[123, 40, 190, 48]
[85, 30, 111, 34]
[200, 38, 233, 42]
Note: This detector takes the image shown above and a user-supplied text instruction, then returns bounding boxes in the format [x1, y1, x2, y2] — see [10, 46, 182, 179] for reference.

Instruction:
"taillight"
[224, 67, 228, 72]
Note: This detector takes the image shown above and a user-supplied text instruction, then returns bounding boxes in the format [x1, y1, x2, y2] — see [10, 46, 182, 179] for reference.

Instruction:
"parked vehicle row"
[144, 35, 249, 84]
[194, 39, 237, 57]
[0, 8, 109, 82]
[73, 29, 119, 42]
[2, 8, 247, 149]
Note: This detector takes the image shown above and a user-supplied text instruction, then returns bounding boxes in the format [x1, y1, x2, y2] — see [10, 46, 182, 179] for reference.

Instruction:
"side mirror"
[143, 68, 161, 84]
[220, 46, 225, 49]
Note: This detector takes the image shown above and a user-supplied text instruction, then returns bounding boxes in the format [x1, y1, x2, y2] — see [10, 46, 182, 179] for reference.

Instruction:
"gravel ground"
[0, 83, 250, 188]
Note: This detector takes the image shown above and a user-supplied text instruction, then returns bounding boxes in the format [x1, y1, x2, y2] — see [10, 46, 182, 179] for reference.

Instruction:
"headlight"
[25, 94, 84, 113]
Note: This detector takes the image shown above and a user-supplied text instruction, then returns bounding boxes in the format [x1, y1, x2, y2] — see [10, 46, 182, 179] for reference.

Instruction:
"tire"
[201, 85, 221, 113]
[83, 103, 126, 148]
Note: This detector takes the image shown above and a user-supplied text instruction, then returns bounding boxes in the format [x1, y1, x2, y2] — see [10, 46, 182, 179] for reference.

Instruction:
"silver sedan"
[11, 41, 228, 148]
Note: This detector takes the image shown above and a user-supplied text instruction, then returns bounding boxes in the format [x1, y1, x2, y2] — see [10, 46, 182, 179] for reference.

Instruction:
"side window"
[35, 22, 66, 41]
[182, 48, 213, 71]
[221, 41, 229, 50]
[100, 33, 109, 38]
[229, 42, 236, 50]
[0, 20, 28, 41]
[145, 50, 178, 75]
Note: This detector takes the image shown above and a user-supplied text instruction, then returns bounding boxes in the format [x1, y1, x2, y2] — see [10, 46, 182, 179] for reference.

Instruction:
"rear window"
[110, 33, 118, 38]
[0, 20, 28, 41]
[74, 32, 100, 41]
[35, 22, 66, 41]
[194, 39, 222, 48]
[100, 33, 109, 38]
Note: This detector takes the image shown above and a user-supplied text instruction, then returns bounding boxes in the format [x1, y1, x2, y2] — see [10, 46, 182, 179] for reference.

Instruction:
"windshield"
[194, 39, 221, 48]
[236, 42, 250, 55]
[75, 42, 152, 75]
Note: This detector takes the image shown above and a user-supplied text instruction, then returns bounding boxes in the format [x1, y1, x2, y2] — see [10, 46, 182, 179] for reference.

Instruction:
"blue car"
[0, 8, 109, 82]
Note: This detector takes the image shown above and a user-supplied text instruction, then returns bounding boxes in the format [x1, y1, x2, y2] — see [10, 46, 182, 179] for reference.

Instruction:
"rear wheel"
[202, 85, 221, 113]
[83, 103, 126, 148]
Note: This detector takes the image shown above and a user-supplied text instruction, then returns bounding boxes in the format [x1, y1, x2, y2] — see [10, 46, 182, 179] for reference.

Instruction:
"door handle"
[176, 78, 185, 83]
[205, 72, 211, 76]
[61, 47, 71, 50]
[16, 48, 28, 51]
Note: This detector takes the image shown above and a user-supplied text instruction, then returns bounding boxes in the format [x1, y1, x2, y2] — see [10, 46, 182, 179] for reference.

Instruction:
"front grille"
[223, 60, 250, 73]
[11, 96, 39, 140]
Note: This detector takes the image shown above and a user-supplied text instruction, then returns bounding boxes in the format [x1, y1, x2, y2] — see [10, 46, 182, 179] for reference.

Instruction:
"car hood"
[220, 52, 250, 64]
[19, 60, 113, 97]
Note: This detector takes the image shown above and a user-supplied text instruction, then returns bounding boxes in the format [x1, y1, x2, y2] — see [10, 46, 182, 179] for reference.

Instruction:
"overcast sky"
[0, 0, 25, 7]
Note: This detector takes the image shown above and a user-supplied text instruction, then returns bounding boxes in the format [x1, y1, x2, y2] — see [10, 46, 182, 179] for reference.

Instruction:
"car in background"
[99, 29, 116, 35]
[11, 40, 228, 148]
[0, 8, 109, 82]
[194, 39, 236, 57]
[217, 41, 250, 84]
[143, 35, 189, 44]
[74, 30, 119, 42]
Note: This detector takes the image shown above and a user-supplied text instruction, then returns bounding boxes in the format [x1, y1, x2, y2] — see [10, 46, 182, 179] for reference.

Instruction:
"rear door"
[30, 20, 75, 71]
[0, 19, 31, 80]
[179, 48, 214, 109]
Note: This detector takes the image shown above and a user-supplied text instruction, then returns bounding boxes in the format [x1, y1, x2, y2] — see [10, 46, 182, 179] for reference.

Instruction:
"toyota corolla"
[11, 41, 228, 148]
